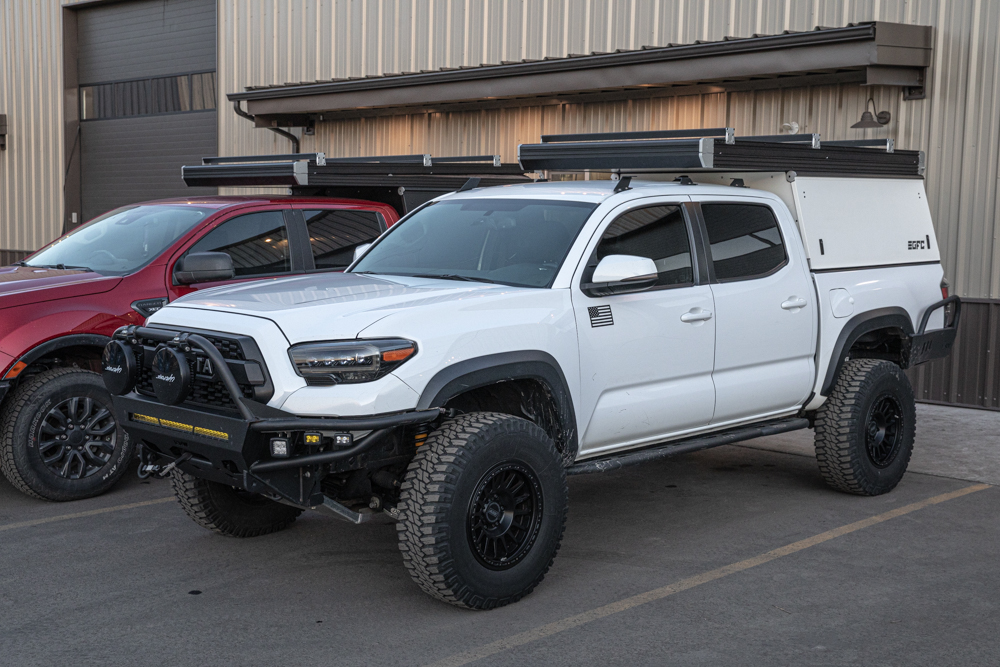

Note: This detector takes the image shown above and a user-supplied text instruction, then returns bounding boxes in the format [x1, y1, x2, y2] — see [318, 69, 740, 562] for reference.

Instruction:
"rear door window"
[304, 209, 383, 270]
[701, 204, 787, 281]
[186, 210, 291, 277]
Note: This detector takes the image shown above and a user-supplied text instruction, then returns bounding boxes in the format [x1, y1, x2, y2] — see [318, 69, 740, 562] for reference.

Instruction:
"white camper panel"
[790, 177, 939, 270]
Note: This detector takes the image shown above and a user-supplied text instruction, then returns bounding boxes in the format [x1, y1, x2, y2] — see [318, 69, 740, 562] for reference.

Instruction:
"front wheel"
[171, 469, 303, 537]
[814, 359, 916, 496]
[0, 368, 133, 501]
[397, 412, 568, 609]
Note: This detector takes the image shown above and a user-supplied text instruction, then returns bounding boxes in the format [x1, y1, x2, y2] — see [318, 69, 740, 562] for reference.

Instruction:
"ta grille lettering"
[588, 305, 614, 328]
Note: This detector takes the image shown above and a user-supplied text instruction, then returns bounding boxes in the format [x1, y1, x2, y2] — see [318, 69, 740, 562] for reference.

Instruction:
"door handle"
[680, 308, 713, 323]
[781, 297, 808, 311]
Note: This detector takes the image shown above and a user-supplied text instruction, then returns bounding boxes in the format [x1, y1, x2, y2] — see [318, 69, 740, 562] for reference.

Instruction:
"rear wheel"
[397, 412, 568, 609]
[171, 469, 303, 537]
[0, 368, 132, 501]
[814, 359, 916, 496]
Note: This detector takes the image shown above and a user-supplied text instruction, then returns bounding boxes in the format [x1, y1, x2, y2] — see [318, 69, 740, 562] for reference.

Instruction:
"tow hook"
[136, 445, 161, 479]
[157, 453, 193, 478]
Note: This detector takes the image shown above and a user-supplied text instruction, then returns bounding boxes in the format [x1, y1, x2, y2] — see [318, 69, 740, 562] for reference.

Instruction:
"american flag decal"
[588, 305, 614, 328]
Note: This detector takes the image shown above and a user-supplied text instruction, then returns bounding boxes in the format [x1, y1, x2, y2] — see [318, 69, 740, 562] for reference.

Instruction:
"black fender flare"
[416, 350, 579, 459]
[6, 334, 112, 379]
[820, 308, 913, 396]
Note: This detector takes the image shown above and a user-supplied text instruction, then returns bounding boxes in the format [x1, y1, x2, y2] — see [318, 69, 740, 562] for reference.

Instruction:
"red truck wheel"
[0, 368, 133, 501]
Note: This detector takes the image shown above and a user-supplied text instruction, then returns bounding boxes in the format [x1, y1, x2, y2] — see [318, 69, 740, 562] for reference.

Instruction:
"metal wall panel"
[218, 0, 1000, 306]
[80, 112, 217, 220]
[0, 0, 65, 256]
[77, 0, 217, 83]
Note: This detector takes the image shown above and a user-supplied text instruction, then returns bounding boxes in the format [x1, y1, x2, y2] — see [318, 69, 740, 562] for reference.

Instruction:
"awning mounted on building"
[231, 21, 931, 126]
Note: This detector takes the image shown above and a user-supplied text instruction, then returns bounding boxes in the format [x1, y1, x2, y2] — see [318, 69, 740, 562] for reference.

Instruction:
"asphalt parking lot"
[2, 404, 997, 667]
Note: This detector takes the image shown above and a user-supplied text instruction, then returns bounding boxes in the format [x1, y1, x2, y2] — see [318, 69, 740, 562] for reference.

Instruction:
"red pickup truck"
[0, 195, 399, 501]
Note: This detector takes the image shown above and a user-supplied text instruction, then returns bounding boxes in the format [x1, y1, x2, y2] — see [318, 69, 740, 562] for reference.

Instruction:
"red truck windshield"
[25, 205, 214, 276]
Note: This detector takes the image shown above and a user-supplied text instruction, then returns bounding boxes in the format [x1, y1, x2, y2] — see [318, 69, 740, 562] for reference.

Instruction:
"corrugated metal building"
[1, 0, 998, 410]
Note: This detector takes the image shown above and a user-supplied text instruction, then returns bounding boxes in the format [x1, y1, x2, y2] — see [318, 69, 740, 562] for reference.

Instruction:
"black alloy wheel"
[35, 396, 117, 480]
[814, 358, 916, 496]
[1, 368, 134, 501]
[398, 412, 568, 609]
[467, 462, 543, 570]
[864, 394, 903, 468]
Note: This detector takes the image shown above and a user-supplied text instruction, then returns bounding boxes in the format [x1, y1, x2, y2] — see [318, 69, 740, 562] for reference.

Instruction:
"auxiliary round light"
[151, 346, 192, 405]
[101, 341, 138, 396]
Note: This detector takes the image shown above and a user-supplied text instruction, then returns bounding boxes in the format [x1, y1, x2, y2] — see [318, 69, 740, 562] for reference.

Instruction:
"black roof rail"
[517, 129, 921, 177]
[823, 138, 895, 153]
[739, 134, 822, 149]
[541, 128, 735, 144]
[183, 152, 524, 188]
[203, 153, 327, 165]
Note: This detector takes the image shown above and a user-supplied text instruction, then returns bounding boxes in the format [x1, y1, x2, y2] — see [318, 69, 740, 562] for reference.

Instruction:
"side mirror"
[353, 243, 373, 263]
[583, 254, 658, 296]
[173, 252, 235, 285]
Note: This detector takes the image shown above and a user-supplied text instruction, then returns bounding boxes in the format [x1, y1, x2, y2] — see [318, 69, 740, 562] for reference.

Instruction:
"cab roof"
[440, 179, 767, 203]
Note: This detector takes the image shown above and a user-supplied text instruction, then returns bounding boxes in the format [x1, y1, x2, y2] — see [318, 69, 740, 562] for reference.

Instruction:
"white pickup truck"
[105, 132, 959, 609]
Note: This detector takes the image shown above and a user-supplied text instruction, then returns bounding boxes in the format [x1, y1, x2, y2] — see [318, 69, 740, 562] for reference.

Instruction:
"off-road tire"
[0, 368, 132, 501]
[814, 359, 916, 496]
[397, 412, 568, 610]
[170, 469, 303, 537]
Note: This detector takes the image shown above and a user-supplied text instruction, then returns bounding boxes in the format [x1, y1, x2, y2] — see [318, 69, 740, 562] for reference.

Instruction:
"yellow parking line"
[426, 483, 991, 667]
[0, 496, 175, 533]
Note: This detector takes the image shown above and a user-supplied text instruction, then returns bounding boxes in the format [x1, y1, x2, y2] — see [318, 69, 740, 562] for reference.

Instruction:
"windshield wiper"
[37, 263, 92, 271]
[411, 273, 498, 284]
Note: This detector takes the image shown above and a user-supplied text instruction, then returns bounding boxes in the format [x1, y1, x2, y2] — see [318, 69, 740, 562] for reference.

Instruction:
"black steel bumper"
[909, 295, 962, 366]
[114, 392, 440, 484]
[109, 326, 441, 499]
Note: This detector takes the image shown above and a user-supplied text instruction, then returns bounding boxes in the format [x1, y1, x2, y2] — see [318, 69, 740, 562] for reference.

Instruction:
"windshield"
[25, 205, 214, 276]
[351, 198, 597, 288]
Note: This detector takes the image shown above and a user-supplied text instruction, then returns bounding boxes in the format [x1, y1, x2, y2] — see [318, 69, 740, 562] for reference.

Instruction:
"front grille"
[134, 333, 262, 412]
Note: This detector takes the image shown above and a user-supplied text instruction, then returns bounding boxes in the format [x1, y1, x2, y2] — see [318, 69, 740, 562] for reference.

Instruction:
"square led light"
[333, 433, 352, 447]
[304, 432, 322, 446]
[270, 438, 290, 458]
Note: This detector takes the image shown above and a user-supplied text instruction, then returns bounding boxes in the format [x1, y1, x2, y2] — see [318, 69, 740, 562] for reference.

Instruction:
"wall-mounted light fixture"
[851, 98, 891, 129]
[0, 114, 7, 150]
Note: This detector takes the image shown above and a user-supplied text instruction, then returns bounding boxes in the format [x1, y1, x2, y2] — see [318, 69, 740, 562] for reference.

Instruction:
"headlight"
[289, 339, 417, 385]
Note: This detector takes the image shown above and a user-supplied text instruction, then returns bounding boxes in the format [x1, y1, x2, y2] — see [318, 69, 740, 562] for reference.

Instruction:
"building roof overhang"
[231, 21, 931, 125]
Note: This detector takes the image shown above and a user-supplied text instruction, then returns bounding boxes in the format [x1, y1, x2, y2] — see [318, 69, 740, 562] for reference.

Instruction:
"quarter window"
[304, 209, 383, 270]
[701, 204, 787, 281]
[590, 205, 693, 287]
[186, 211, 290, 277]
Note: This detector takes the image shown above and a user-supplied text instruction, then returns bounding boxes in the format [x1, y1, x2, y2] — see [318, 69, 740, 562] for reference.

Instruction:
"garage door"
[77, 0, 217, 221]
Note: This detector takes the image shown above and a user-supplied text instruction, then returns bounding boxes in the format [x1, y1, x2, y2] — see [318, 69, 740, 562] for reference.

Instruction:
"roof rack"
[517, 129, 922, 177]
[182, 152, 531, 214]
[182, 152, 526, 189]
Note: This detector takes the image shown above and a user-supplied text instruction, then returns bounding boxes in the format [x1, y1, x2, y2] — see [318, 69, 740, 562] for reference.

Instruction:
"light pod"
[101, 341, 138, 395]
[150, 346, 192, 405]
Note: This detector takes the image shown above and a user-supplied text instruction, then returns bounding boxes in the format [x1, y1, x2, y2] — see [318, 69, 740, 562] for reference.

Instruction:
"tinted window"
[702, 204, 787, 281]
[352, 199, 596, 288]
[187, 211, 290, 277]
[304, 209, 382, 270]
[590, 205, 693, 287]
[25, 205, 212, 276]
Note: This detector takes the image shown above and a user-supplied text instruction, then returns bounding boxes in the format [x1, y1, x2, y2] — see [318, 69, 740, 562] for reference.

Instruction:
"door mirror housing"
[582, 254, 658, 297]
[353, 243, 373, 264]
[173, 252, 235, 285]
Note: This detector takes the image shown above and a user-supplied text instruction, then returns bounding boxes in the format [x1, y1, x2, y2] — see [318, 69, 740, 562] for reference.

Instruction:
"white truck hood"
[164, 272, 520, 343]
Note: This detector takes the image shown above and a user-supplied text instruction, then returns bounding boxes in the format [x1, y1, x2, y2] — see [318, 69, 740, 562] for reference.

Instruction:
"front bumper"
[909, 295, 962, 366]
[109, 325, 440, 505]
